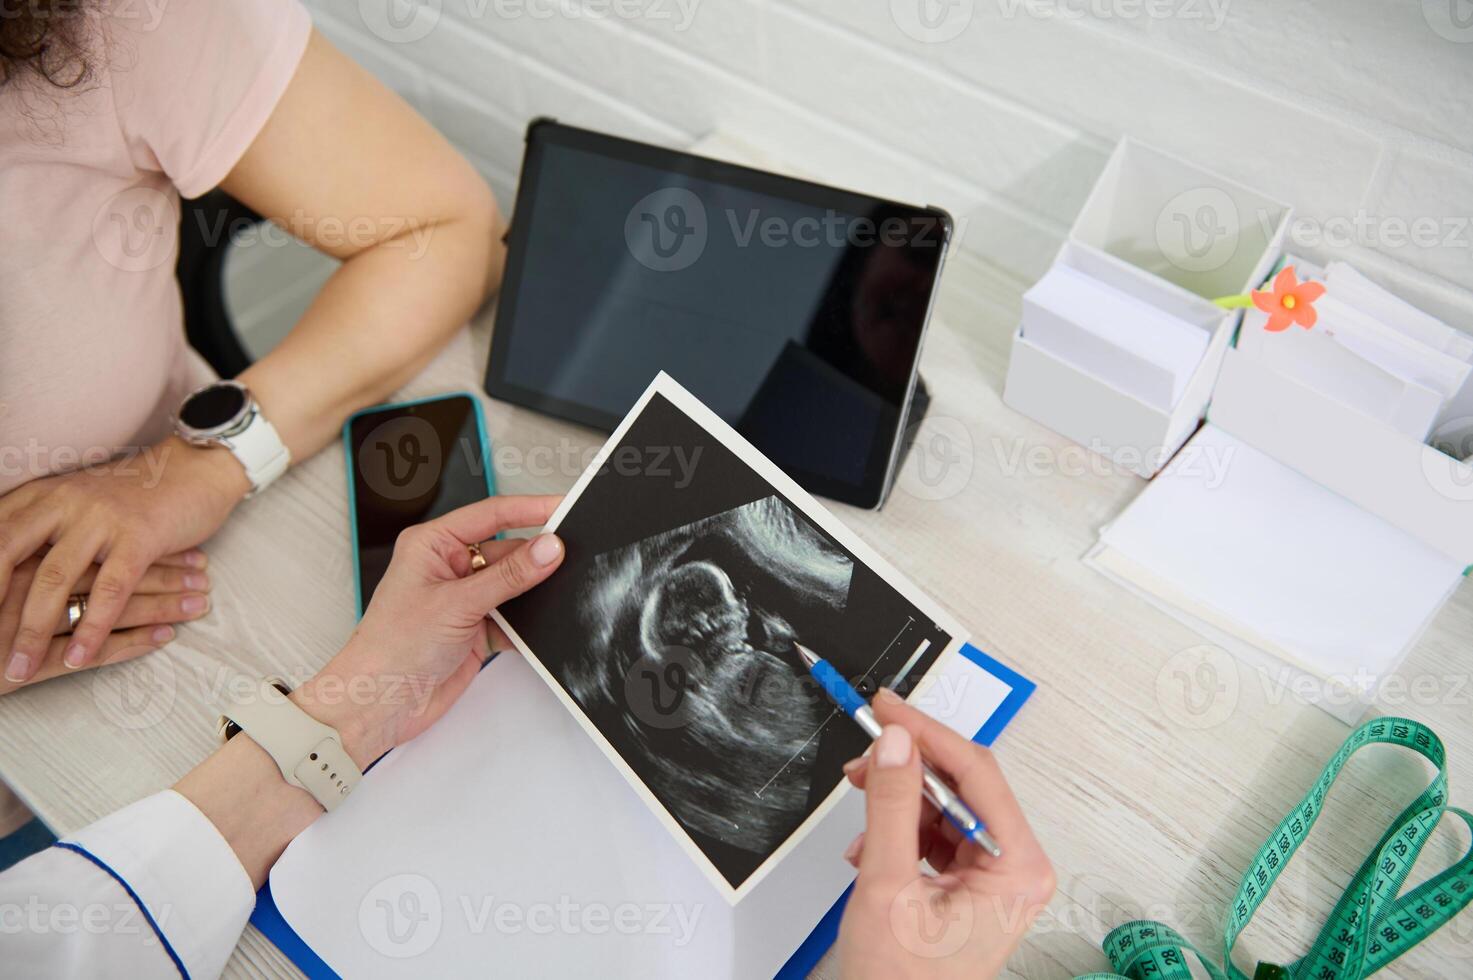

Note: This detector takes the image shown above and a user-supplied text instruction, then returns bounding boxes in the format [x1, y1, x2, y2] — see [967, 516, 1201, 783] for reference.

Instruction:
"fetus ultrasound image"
[497, 391, 953, 891]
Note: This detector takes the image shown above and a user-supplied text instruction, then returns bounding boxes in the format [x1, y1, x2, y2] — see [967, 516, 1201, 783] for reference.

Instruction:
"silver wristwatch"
[174, 380, 290, 496]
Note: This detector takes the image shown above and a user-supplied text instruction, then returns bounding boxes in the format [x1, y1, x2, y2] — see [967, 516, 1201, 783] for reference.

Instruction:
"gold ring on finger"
[64, 594, 88, 633]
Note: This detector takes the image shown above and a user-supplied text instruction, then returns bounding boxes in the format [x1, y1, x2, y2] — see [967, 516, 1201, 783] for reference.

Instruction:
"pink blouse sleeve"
[107, 0, 313, 199]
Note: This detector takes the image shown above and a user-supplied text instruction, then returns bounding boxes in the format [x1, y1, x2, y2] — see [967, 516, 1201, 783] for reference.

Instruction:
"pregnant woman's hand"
[836, 691, 1054, 980]
[0, 549, 212, 694]
[0, 438, 246, 684]
[293, 494, 565, 766]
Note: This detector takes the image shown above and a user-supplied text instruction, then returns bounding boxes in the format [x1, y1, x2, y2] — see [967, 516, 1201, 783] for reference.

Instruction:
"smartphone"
[344, 393, 495, 617]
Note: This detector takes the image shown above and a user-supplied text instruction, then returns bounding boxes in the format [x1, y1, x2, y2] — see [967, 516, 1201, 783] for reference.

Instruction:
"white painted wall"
[280, 0, 1473, 330]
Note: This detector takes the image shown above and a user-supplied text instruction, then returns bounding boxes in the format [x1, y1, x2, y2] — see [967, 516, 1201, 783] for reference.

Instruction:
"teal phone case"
[342, 392, 496, 619]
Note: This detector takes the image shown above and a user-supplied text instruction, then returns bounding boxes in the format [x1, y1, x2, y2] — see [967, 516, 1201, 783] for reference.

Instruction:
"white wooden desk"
[1, 250, 1471, 979]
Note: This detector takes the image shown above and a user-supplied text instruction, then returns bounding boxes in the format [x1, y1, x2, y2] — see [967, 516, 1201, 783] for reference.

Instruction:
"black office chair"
[176, 190, 263, 378]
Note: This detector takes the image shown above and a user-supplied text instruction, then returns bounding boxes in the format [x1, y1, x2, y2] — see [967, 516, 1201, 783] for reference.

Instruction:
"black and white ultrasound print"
[495, 378, 959, 897]
[570, 495, 853, 859]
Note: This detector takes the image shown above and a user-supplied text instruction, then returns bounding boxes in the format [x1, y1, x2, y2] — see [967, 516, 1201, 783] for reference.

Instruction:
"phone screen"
[347, 395, 491, 613]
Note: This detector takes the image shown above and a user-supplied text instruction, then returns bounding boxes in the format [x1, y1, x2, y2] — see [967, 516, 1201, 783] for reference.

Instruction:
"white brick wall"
[305, 0, 1473, 328]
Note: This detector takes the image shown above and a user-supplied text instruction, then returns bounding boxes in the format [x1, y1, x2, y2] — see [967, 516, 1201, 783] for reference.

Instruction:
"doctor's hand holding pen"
[836, 691, 1055, 980]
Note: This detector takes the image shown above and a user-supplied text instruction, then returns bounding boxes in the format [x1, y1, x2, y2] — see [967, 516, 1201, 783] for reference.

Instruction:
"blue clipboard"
[250, 643, 1034, 979]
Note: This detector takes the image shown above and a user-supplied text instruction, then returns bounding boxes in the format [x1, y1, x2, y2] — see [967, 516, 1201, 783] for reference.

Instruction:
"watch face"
[180, 383, 248, 432]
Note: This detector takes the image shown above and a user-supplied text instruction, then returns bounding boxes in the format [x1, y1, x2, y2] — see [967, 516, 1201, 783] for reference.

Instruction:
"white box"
[1021, 262, 1212, 410]
[1211, 328, 1473, 564]
[1004, 138, 1291, 477]
[1084, 299, 1473, 724]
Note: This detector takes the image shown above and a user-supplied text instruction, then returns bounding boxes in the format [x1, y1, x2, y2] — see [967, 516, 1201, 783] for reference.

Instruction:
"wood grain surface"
[1, 250, 1470, 979]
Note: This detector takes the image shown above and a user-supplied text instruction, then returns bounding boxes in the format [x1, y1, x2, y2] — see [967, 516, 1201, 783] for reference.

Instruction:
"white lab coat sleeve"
[0, 790, 255, 979]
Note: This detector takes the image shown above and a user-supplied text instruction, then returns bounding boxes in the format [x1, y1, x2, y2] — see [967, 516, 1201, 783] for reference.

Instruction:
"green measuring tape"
[1077, 717, 1473, 980]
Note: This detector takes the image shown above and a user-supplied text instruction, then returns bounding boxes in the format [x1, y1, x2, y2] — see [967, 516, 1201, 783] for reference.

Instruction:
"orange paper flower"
[1252, 266, 1325, 332]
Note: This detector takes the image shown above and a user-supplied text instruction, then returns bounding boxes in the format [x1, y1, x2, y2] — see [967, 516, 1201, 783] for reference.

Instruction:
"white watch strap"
[224, 414, 290, 496]
[221, 679, 361, 811]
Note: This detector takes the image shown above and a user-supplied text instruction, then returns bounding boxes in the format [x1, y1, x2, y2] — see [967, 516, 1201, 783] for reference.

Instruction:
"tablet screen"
[485, 123, 950, 507]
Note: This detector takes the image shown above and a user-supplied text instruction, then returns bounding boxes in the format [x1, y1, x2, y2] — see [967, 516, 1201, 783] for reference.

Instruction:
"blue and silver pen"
[795, 642, 1003, 858]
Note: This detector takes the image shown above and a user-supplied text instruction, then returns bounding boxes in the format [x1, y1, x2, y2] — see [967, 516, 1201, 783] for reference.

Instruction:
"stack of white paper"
[270, 648, 1012, 977]
[1088, 427, 1466, 723]
[1241, 265, 1473, 445]
[1085, 261, 1473, 724]
[1021, 263, 1211, 411]
[1325, 262, 1473, 361]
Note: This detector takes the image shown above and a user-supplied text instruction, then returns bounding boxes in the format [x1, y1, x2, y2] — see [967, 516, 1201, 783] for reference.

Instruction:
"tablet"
[483, 120, 952, 509]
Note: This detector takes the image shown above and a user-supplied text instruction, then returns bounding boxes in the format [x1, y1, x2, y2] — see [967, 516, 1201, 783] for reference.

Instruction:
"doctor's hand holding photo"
[1, 494, 567, 977]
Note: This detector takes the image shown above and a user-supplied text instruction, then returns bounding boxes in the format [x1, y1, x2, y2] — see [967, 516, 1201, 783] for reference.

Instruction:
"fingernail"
[64, 643, 87, 669]
[186, 550, 207, 568]
[152, 625, 174, 644]
[842, 757, 867, 776]
[529, 533, 563, 567]
[876, 687, 904, 704]
[875, 725, 912, 768]
[184, 573, 209, 591]
[181, 595, 209, 615]
[842, 832, 864, 865]
[4, 652, 30, 682]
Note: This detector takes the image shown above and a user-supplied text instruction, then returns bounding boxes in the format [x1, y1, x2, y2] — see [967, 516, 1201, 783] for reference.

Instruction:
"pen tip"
[793, 642, 819, 668]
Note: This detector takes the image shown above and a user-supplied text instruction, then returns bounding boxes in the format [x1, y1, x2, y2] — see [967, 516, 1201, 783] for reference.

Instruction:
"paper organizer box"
[1005, 138, 1291, 477]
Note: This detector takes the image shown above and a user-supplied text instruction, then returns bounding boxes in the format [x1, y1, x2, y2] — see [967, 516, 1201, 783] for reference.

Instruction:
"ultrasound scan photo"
[495, 375, 964, 898]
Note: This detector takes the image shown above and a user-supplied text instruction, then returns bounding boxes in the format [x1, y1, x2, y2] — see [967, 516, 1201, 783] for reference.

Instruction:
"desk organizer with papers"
[1005, 137, 1291, 477]
[249, 374, 1036, 978]
[1088, 258, 1473, 723]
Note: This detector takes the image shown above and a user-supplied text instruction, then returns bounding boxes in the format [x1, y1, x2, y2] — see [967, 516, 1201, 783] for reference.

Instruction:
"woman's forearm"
[238, 207, 504, 462]
[173, 646, 397, 889]
[218, 28, 506, 464]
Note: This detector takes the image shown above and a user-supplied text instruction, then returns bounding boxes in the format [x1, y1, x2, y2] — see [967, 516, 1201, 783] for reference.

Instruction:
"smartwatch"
[218, 677, 362, 811]
[174, 380, 290, 496]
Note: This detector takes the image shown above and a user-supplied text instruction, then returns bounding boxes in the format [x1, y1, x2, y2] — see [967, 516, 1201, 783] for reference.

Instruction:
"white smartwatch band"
[224, 414, 291, 497]
[220, 679, 361, 811]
